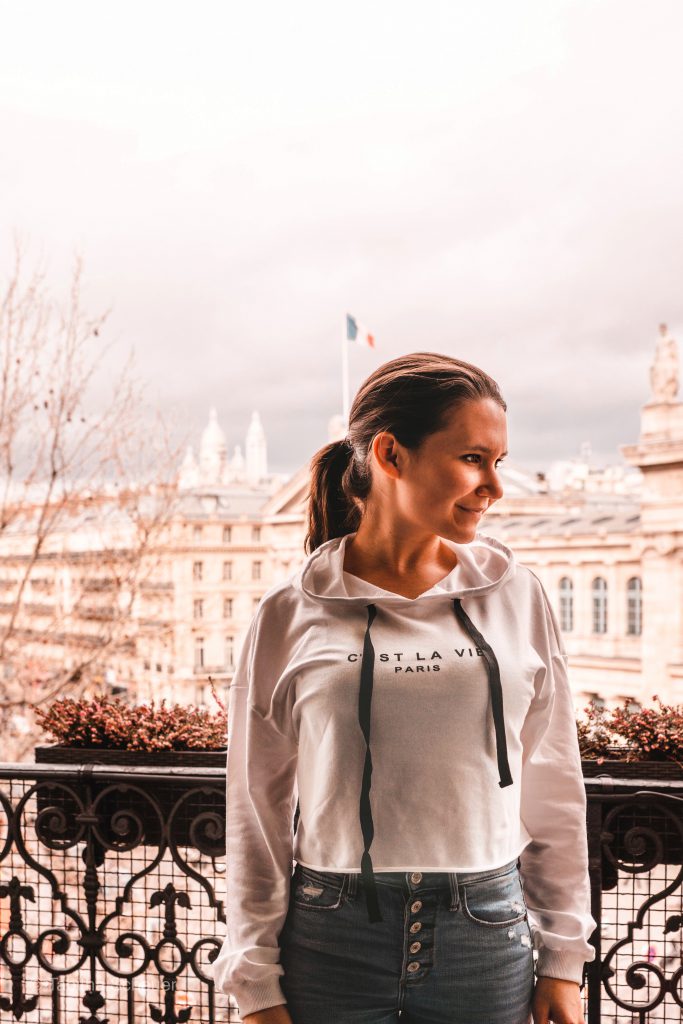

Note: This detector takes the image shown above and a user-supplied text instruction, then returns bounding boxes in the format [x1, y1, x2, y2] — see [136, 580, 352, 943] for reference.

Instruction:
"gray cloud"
[1, 0, 682, 476]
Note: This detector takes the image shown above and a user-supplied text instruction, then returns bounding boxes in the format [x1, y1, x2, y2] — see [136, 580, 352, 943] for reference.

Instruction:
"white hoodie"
[209, 531, 597, 1018]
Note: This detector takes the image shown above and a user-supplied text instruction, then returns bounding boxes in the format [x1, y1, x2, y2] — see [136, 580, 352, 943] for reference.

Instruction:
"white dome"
[181, 444, 196, 470]
[199, 408, 227, 484]
[178, 445, 199, 490]
[200, 407, 227, 456]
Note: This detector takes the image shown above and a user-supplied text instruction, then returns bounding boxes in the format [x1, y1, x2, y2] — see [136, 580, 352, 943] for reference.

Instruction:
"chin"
[442, 522, 479, 544]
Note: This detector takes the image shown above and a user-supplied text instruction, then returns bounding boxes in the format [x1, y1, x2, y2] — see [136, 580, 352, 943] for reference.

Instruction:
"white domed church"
[179, 408, 270, 489]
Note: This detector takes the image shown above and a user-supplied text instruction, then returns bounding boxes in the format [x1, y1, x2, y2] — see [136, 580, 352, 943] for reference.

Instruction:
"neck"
[345, 520, 458, 578]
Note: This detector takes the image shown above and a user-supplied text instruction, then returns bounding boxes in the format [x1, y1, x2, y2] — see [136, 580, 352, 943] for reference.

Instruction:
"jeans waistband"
[293, 856, 520, 906]
[374, 858, 519, 886]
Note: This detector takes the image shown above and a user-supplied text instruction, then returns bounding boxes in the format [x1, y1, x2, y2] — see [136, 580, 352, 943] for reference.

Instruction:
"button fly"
[409, 941, 421, 953]
[410, 900, 422, 913]
[410, 872, 422, 884]
[407, 961, 420, 973]
[409, 921, 422, 933]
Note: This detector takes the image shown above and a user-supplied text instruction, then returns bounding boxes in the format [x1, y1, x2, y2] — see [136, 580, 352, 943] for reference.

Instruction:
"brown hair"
[304, 351, 506, 554]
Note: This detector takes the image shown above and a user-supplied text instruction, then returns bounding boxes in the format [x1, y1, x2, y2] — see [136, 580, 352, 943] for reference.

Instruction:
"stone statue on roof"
[650, 323, 679, 402]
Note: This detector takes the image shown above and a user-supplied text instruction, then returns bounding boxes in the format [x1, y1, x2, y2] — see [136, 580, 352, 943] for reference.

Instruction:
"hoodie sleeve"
[208, 605, 298, 1018]
[518, 572, 597, 987]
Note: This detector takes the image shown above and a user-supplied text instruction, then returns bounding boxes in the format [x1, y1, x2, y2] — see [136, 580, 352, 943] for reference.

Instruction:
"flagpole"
[342, 315, 350, 429]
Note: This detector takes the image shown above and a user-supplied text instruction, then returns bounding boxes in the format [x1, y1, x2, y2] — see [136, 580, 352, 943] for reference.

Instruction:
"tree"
[0, 239, 184, 760]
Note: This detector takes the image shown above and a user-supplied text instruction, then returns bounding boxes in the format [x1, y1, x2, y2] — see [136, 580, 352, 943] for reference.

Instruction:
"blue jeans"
[279, 857, 535, 1024]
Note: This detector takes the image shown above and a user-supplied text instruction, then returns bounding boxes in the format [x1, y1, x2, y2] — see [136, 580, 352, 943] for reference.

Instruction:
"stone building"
[0, 410, 287, 710]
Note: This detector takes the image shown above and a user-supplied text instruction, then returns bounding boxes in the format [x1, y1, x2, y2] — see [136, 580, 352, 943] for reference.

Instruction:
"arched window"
[592, 577, 608, 634]
[559, 577, 574, 632]
[626, 577, 642, 636]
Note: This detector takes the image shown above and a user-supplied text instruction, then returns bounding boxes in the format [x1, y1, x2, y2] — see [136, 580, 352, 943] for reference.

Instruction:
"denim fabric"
[279, 857, 535, 1024]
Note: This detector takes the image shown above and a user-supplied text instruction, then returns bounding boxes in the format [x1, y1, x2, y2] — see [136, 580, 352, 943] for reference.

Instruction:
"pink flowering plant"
[576, 700, 615, 760]
[35, 683, 227, 752]
[577, 695, 683, 767]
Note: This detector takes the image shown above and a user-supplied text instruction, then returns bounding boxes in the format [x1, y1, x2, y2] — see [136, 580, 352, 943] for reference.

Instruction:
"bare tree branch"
[0, 242, 185, 760]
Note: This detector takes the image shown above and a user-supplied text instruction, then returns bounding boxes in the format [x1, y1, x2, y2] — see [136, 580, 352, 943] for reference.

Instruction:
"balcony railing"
[0, 764, 681, 1023]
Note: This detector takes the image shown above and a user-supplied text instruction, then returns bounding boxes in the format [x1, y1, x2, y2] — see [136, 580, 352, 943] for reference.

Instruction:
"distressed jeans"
[279, 857, 535, 1024]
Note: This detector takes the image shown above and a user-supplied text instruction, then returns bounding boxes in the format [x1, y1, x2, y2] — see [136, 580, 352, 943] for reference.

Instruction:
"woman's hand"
[531, 977, 585, 1024]
[242, 1004, 293, 1024]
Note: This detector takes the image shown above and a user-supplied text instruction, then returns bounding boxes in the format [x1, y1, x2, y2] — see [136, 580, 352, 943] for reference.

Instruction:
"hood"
[296, 530, 516, 605]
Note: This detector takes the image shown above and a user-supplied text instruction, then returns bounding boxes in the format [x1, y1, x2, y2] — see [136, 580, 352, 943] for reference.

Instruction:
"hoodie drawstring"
[452, 598, 513, 789]
[356, 597, 514, 925]
[358, 603, 383, 921]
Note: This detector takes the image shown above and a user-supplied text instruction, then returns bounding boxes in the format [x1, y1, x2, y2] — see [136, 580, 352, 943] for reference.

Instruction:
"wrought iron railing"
[583, 777, 683, 1024]
[0, 765, 681, 1023]
[0, 763, 230, 1024]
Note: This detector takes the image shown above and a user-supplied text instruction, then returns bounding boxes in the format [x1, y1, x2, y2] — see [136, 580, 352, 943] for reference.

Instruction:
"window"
[592, 577, 608, 634]
[192, 560, 203, 581]
[626, 577, 642, 636]
[617, 694, 641, 713]
[193, 599, 203, 620]
[252, 561, 262, 581]
[225, 635, 235, 669]
[194, 637, 205, 669]
[222, 560, 232, 581]
[193, 525, 202, 541]
[559, 577, 573, 632]
[252, 525, 261, 542]
[223, 526, 232, 543]
[223, 597, 233, 619]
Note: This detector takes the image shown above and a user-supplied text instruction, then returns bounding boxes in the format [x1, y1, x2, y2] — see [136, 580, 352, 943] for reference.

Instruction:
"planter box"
[581, 758, 683, 781]
[34, 745, 227, 851]
[35, 745, 227, 768]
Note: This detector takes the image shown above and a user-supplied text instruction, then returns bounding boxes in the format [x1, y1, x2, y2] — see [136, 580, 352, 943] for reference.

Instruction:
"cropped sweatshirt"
[209, 531, 597, 1018]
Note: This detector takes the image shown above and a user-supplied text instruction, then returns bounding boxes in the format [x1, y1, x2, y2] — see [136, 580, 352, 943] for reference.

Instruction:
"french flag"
[346, 313, 375, 348]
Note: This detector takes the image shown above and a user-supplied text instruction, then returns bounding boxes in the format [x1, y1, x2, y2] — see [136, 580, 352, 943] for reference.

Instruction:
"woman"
[210, 353, 597, 1024]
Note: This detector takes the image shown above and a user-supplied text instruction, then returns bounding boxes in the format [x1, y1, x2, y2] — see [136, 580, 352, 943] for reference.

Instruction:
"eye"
[462, 454, 506, 467]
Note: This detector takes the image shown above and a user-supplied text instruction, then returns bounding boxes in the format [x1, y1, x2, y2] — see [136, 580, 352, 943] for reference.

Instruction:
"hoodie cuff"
[234, 976, 287, 1019]
[535, 948, 588, 986]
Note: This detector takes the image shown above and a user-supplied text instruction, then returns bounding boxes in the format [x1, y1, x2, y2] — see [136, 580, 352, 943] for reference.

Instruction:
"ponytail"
[304, 439, 365, 555]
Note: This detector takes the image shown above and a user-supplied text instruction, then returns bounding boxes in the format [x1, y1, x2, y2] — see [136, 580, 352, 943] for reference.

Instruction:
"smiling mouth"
[457, 506, 486, 515]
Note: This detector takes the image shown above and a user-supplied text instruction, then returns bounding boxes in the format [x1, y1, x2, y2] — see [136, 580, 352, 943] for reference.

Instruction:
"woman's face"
[371, 397, 508, 543]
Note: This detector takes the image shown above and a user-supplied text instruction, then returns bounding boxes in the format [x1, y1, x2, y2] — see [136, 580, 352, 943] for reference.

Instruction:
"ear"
[372, 431, 401, 476]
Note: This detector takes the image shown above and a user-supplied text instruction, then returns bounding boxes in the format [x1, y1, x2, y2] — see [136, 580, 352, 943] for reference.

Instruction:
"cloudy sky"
[1, 0, 682, 476]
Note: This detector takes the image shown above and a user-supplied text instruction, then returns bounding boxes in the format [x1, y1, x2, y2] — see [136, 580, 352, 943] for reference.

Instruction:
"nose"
[477, 465, 504, 502]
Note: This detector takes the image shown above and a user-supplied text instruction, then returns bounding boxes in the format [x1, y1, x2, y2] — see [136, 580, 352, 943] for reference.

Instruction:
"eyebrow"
[463, 445, 509, 457]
